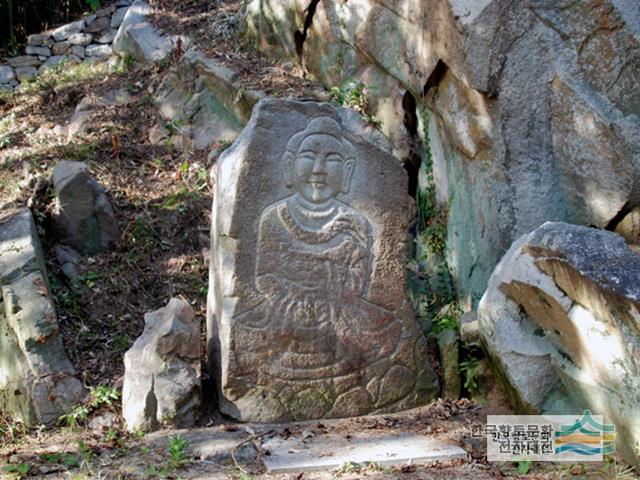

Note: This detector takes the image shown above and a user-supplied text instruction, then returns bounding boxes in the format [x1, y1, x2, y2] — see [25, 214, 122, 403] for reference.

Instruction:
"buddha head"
[284, 117, 356, 206]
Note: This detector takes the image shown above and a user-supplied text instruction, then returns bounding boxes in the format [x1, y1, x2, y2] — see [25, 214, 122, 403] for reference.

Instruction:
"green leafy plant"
[329, 80, 381, 127]
[517, 460, 532, 475]
[59, 385, 120, 427]
[460, 358, 480, 394]
[2, 462, 31, 479]
[59, 404, 90, 428]
[89, 385, 120, 408]
[336, 461, 360, 474]
[85, 0, 100, 12]
[40, 452, 81, 468]
[432, 306, 460, 333]
[168, 435, 189, 470]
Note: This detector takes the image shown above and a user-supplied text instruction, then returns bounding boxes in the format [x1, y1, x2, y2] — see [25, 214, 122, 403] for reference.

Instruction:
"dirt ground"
[0, 0, 638, 479]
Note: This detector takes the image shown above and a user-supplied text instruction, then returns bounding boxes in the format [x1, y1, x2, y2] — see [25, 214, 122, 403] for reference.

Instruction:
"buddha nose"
[311, 154, 327, 174]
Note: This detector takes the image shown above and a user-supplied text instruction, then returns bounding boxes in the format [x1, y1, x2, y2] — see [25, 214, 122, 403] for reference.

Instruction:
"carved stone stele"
[207, 99, 438, 422]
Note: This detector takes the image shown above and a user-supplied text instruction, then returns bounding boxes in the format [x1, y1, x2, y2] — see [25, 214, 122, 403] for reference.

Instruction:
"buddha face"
[291, 134, 354, 204]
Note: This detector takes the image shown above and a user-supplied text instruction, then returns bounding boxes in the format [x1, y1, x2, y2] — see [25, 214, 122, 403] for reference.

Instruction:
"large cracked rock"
[0, 209, 85, 425]
[207, 98, 438, 422]
[152, 50, 265, 152]
[478, 222, 640, 467]
[123, 298, 201, 432]
[244, 0, 640, 305]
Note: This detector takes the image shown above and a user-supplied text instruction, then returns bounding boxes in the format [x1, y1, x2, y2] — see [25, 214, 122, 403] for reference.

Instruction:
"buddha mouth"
[308, 180, 327, 187]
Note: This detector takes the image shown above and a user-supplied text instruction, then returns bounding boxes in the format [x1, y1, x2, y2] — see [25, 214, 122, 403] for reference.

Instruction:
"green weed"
[517, 460, 532, 475]
[460, 357, 480, 394]
[89, 385, 120, 408]
[85, 0, 100, 13]
[2, 463, 31, 479]
[59, 385, 120, 427]
[432, 305, 461, 333]
[329, 80, 381, 127]
[336, 461, 360, 474]
[168, 435, 190, 470]
[59, 404, 90, 428]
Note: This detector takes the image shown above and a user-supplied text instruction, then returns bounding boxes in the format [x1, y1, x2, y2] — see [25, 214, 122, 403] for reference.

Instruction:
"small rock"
[25, 45, 51, 57]
[111, 7, 129, 28]
[0, 82, 15, 92]
[8, 55, 40, 68]
[52, 161, 119, 255]
[149, 123, 170, 145]
[27, 33, 52, 46]
[53, 124, 66, 138]
[123, 298, 201, 432]
[85, 16, 110, 34]
[113, 0, 153, 51]
[51, 20, 85, 41]
[96, 5, 115, 17]
[15, 66, 38, 82]
[100, 88, 133, 106]
[460, 312, 481, 345]
[52, 41, 71, 56]
[84, 14, 97, 26]
[38, 55, 65, 72]
[115, 0, 132, 6]
[0, 65, 15, 83]
[68, 33, 93, 46]
[89, 412, 118, 430]
[85, 44, 113, 58]
[70, 46, 86, 59]
[65, 54, 82, 65]
[94, 30, 115, 44]
[54, 244, 80, 266]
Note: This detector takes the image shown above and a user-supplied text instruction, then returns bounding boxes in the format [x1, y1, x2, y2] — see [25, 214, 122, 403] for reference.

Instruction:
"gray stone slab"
[208, 99, 438, 423]
[0, 209, 46, 285]
[262, 431, 468, 473]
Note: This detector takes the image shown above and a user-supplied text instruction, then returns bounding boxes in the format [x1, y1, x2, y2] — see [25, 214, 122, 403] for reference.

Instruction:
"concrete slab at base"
[262, 432, 468, 473]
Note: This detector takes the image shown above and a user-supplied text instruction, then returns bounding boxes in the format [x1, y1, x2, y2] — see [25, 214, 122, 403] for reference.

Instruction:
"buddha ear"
[341, 159, 355, 194]
[283, 151, 294, 187]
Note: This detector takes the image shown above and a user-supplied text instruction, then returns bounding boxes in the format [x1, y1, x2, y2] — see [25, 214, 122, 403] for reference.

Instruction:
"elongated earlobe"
[284, 152, 294, 187]
[341, 159, 355, 194]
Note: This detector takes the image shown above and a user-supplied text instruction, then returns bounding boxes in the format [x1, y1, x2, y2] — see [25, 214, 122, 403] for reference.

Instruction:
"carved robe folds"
[208, 99, 438, 422]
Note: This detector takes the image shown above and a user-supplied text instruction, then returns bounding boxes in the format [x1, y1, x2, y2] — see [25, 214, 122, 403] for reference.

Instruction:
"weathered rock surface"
[15, 67, 38, 82]
[27, 33, 52, 46]
[85, 16, 110, 34]
[0, 209, 85, 425]
[68, 33, 93, 47]
[152, 49, 262, 151]
[436, 329, 460, 399]
[123, 298, 201, 432]
[111, 7, 130, 28]
[113, 0, 153, 53]
[25, 46, 51, 57]
[8, 56, 39, 68]
[245, 0, 640, 305]
[51, 161, 119, 255]
[85, 44, 113, 58]
[0, 65, 15, 84]
[207, 98, 438, 422]
[51, 20, 85, 41]
[478, 222, 640, 467]
[115, 22, 173, 63]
